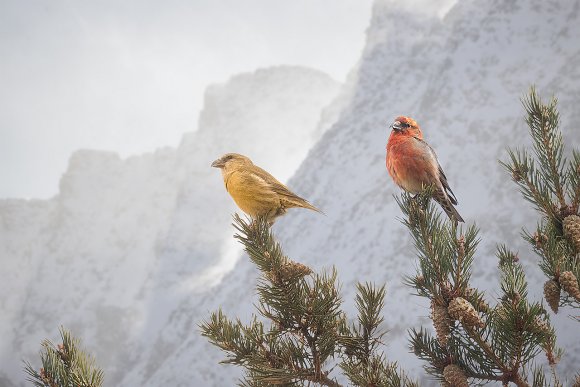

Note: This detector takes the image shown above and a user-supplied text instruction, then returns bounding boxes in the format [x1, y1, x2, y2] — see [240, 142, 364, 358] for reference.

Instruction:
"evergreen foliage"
[501, 87, 580, 314]
[398, 191, 561, 387]
[201, 215, 416, 386]
[25, 89, 579, 386]
[24, 327, 104, 387]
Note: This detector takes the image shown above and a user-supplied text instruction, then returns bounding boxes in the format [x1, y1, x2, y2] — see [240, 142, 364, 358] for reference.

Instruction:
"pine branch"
[526, 365, 564, 387]
[522, 87, 567, 209]
[500, 87, 577, 222]
[339, 283, 417, 386]
[203, 215, 415, 386]
[349, 283, 387, 362]
[24, 327, 104, 387]
[408, 328, 448, 377]
[398, 189, 561, 386]
[502, 87, 580, 315]
[500, 149, 559, 219]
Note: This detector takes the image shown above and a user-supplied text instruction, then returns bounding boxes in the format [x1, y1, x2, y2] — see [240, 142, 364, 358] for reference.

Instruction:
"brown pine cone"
[431, 300, 451, 346]
[543, 280, 560, 313]
[563, 215, 580, 252]
[530, 316, 550, 335]
[559, 271, 580, 301]
[443, 364, 469, 387]
[448, 297, 484, 328]
[464, 287, 490, 312]
[277, 261, 312, 281]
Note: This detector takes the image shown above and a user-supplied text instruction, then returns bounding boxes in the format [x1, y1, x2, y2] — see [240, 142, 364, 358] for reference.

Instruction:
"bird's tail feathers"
[300, 200, 324, 215]
[434, 190, 464, 223]
[288, 197, 324, 215]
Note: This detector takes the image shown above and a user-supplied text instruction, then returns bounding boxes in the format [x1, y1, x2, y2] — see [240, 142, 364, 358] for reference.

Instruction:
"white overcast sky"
[0, 0, 373, 199]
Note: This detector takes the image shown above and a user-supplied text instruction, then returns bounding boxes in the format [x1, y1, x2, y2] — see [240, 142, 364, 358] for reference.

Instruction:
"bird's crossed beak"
[391, 121, 403, 132]
[211, 158, 224, 168]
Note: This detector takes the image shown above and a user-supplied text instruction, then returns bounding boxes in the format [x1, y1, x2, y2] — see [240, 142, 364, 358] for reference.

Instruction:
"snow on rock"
[278, 0, 580, 383]
[3, 0, 580, 385]
[181, 0, 580, 385]
[0, 66, 339, 386]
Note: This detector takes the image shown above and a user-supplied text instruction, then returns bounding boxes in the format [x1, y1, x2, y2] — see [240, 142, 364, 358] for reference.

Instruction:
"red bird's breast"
[386, 132, 437, 194]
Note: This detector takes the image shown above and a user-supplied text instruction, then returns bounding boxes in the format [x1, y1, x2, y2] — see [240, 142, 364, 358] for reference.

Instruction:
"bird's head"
[390, 116, 422, 138]
[211, 153, 253, 171]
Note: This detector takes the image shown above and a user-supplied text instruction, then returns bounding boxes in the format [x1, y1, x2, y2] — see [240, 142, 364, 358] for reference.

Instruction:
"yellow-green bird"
[211, 153, 322, 224]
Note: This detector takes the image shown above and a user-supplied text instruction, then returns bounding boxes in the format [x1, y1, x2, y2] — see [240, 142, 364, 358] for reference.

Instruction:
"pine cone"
[443, 364, 469, 387]
[563, 215, 580, 252]
[532, 232, 547, 249]
[530, 316, 550, 335]
[559, 271, 580, 301]
[267, 269, 281, 283]
[431, 300, 451, 346]
[543, 280, 560, 313]
[448, 297, 484, 328]
[464, 287, 490, 312]
[494, 304, 508, 322]
[279, 261, 312, 280]
[440, 281, 453, 298]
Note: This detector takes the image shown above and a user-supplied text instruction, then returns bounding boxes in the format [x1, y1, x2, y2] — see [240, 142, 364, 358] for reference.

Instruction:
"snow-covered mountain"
[279, 0, 580, 383]
[0, 66, 339, 386]
[148, 0, 580, 385]
[3, 0, 580, 386]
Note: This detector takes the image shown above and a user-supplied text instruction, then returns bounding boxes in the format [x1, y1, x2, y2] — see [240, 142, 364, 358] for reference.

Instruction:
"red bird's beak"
[391, 121, 403, 131]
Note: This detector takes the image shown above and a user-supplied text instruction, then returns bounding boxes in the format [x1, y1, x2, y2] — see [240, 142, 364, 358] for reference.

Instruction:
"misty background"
[2, 0, 580, 386]
[1, 0, 372, 199]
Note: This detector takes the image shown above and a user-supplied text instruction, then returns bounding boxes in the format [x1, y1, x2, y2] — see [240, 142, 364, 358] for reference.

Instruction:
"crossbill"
[386, 116, 464, 223]
[211, 153, 322, 224]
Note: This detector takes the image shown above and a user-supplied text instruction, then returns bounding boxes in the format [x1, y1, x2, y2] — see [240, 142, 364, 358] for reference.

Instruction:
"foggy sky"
[0, 0, 372, 199]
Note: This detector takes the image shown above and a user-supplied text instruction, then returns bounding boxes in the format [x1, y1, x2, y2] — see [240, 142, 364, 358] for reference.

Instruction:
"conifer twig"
[398, 189, 560, 386]
[502, 87, 580, 315]
[24, 327, 104, 387]
[202, 215, 415, 386]
[523, 88, 567, 209]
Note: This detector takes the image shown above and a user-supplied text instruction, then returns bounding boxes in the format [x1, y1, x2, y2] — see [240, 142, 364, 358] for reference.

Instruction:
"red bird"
[386, 116, 464, 223]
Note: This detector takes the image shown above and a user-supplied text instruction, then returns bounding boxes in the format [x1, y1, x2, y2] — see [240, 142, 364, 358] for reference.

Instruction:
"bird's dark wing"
[413, 136, 458, 205]
[437, 165, 458, 205]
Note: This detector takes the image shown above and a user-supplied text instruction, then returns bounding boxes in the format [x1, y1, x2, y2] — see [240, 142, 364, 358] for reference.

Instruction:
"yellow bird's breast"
[224, 170, 280, 218]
